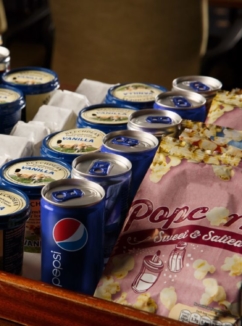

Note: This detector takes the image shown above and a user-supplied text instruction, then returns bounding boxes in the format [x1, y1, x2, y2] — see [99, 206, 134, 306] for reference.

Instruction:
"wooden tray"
[0, 271, 187, 326]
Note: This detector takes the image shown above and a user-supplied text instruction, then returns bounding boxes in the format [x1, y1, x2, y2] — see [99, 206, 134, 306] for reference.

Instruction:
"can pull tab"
[172, 96, 191, 108]
[146, 116, 172, 124]
[52, 188, 83, 202]
[111, 136, 139, 147]
[189, 81, 210, 92]
[89, 161, 111, 176]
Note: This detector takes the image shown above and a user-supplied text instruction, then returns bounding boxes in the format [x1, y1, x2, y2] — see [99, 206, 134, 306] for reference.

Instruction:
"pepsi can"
[127, 109, 182, 140]
[154, 90, 207, 122]
[101, 130, 159, 203]
[71, 152, 132, 264]
[41, 178, 105, 295]
[172, 75, 222, 112]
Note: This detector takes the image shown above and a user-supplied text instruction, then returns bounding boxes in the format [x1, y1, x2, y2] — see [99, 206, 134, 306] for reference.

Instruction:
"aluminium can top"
[155, 90, 206, 110]
[72, 152, 132, 179]
[41, 178, 105, 208]
[102, 129, 159, 153]
[172, 75, 222, 98]
[127, 109, 182, 137]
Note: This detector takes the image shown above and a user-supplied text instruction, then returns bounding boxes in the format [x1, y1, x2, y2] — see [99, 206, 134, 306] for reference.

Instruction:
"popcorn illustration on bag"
[95, 135, 242, 326]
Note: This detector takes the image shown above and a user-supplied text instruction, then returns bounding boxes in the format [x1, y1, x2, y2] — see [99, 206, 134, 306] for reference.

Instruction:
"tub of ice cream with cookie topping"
[0, 157, 71, 253]
[1, 66, 59, 122]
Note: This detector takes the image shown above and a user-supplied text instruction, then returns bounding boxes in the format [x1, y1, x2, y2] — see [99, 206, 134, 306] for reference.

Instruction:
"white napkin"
[0, 154, 10, 168]
[75, 78, 115, 105]
[48, 89, 90, 117]
[0, 134, 33, 161]
[32, 104, 77, 133]
[11, 121, 51, 156]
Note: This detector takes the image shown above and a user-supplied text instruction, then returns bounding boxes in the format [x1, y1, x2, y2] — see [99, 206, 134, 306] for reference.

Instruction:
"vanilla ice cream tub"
[95, 135, 242, 325]
[0, 185, 30, 274]
[0, 157, 71, 253]
[77, 103, 137, 134]
[41, 128, 106, 165]
[105, 83, 167, 110]
[0, 85, 25, 134]
[1, 66, 59, 121]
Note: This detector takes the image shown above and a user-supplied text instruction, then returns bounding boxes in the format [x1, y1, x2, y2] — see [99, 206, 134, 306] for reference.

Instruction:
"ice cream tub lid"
[41, 128, 106, 161]
[0, 156, 71, 195]
[0, 185, 30, 228]
[1, 66, 59, 95]
[80, 104, 138, 125]
[0, 85, 25, 114]
[105, 83, 167, 108]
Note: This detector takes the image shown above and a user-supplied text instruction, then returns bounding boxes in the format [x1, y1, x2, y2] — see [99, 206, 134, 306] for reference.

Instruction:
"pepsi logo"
[53, 218, 88, 251]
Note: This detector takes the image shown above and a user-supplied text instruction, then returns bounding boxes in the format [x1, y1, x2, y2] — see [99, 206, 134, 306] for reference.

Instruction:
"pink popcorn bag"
[206, 89, 242, 129]
[94, 136, 242, 326]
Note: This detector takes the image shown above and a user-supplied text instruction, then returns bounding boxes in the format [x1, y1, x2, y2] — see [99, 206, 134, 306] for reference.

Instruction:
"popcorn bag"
[180, 119, 242, 152]
[206, 89, 242, 130]
[94, 136, 242, 326]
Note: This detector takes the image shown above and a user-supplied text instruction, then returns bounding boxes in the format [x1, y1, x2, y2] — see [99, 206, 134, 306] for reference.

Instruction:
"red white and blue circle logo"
[53, 218, 88, 251]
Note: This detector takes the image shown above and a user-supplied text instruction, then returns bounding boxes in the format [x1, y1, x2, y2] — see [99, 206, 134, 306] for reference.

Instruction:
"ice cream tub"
[41, 128, 106, 166]
[0, 185, 30, 275]
[0, 157, 71, 253]
[0, 85, 25, 134]
[1, 66, 59, 122]
[77, 103, 138, 134]
[105, 83, 167, 110]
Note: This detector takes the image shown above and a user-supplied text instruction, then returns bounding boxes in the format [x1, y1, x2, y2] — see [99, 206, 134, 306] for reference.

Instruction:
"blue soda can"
[127, 109, 182, 140]
[71, 152, 132, 264]
[41, 128, 106, 166]
[0, 85, 25, 134]
[2, 66, 59, 122]
[41, 178, 105, 295]
[154, 90, 207, 122]
[172, 75, 222, 112]
[105, 82, 166, 110]
[101, 130, 159, 203]
[0, 185, 30, 275]
[77, 103, 137, 134]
